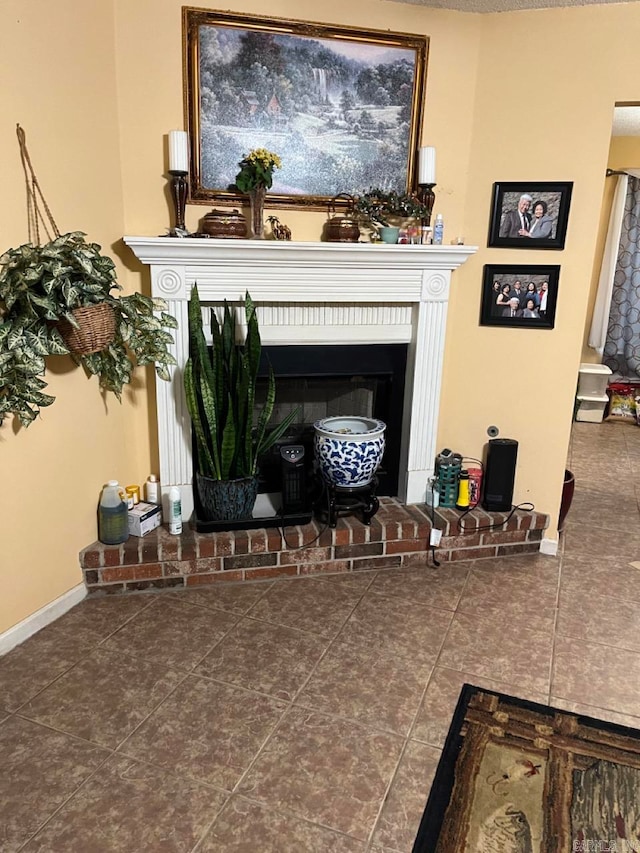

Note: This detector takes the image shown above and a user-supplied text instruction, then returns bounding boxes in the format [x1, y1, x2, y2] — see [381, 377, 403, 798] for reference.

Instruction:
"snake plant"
[0, 231, 177, 426]
[184, 285, 298, 480]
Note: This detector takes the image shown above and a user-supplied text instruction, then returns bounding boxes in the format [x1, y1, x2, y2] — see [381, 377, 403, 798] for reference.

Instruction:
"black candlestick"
[168, 170, 188, 237]
[417, 183, 436, 228]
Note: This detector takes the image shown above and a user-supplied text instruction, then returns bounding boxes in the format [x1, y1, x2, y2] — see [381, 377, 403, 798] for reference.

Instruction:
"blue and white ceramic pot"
[313, 416, 386, 488]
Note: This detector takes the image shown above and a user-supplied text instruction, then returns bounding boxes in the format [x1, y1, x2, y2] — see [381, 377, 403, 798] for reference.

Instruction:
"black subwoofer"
[482, 438, 518, 512]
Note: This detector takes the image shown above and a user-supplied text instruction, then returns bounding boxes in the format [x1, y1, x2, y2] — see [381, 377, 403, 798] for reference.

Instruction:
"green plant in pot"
[184, 285, 298, 522]
[353, 188, 429, 235]
[0, 231, 177, 426]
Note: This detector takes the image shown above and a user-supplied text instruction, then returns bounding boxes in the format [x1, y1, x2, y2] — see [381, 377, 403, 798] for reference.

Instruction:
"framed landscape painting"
[182, 7, 428, 209]
[487, 181, 573, 249]
[480, 264, 560, 329]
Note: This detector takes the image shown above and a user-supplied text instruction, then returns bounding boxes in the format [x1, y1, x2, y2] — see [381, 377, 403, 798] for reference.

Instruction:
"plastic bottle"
[168, 486, 182, 535]
[145, 474, 160, 505]
[433, 214, 444, 245]
[98, 480, 129, 545]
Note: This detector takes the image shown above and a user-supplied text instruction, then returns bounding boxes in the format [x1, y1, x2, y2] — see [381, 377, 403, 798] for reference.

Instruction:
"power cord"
[274, 477, 331, 550]
[455, 502, 535, 533]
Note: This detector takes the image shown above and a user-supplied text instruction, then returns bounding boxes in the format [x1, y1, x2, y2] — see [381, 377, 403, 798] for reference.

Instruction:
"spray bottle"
[168, 486, 182, 535]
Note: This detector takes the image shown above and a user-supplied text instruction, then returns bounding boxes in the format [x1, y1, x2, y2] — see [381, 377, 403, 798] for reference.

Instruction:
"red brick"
[531, 513, 549, 530]
[368, 519, 384, 542]
[298, 560, 351, 576]
[223, 553, 277, 571]
[163, 560, 193, 576]
[266, 530, 282, 552]
[198, 536, 216, 558]
[382, 521, 400, 540]
[134, 563, 163, 580]
[141, 540, 159, 563]
[245, 565, 299, 580]
[332, 525, 351, 546]
[280, 547, 332, 566]
[193, 557, 222, 574]
[448, 546, 497, 562]
[335, 542, 383, 559]
[180, 535, 197, 561]
[249, 530, 267, 553]
[103, 546, 123, 567]
[186, 570, 243, 585]
[159, 538, 179, 560]
[482, 530, 527, 546]
[346, 520, 368, 545]
[214, 533, 234, 557]
[352, 555, 402, 570]
[234, 531, 250, 555]
[385, 538, 427, 555]
[314, 524, 334, 548]
[101, 566, 136, 583]
[401, 552, 430, 568]
[84, 570, 99, 585]
[439, 533, 482, 549]
[527, 529, 543, 542]
[497, 542, 541, 557]
[81, 547, 102, 569]
[123, 538, 141, 564]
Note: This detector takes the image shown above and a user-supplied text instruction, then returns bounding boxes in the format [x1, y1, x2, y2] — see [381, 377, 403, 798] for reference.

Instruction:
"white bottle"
[433, 214, 444, 245]
[145, 474, 160, 505]
[168, 486, 182, 535]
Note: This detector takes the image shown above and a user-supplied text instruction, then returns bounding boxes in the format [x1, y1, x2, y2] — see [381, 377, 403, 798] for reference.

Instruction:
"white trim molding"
[124, 238, 477, 519]
[539, 537, 559, 556]
[0, 583, 86, 656]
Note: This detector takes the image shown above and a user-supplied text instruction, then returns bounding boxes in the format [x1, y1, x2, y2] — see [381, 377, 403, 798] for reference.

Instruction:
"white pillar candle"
[168, 130, 189, 172]
[418, 146, 436, 184]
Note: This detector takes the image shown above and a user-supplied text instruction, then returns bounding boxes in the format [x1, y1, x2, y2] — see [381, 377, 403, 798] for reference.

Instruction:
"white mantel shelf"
[124, 236, 477, 517]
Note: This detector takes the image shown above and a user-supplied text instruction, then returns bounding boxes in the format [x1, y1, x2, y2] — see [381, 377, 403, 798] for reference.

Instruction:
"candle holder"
[417, 183, 436, 228]
[168, 170, 188, 237]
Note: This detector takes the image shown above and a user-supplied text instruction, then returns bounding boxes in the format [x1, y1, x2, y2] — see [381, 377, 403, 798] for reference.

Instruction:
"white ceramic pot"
[313, 416, 386, 488]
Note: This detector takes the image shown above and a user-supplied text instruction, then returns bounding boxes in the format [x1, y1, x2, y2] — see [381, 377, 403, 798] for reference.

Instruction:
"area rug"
[412, 685, 640, 852]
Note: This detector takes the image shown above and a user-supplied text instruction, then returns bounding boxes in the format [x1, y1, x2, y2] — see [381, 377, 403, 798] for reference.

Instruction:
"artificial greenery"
[234, 148, 282, 193]
[0, 231, 177, 427]
[184, 285, 297, 481]
[353, 188, 429, 228]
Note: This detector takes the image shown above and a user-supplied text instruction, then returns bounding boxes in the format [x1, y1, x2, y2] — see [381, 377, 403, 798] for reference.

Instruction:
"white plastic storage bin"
[576, 394, 609, 423]
[577, 363, 612, 397]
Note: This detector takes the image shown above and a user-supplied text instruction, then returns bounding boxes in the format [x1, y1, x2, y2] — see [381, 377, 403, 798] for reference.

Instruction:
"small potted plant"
[354, 188, 429, 242]
[184, 285, 298, 522]
[0, 231, 177, 426]
[234, 148, 282, 239]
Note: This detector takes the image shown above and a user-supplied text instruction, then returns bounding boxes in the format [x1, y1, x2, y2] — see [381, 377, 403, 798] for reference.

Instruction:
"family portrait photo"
[480, 265, 560, 328]
[183, 8, 428, 208]
[487, 182, 573, 249]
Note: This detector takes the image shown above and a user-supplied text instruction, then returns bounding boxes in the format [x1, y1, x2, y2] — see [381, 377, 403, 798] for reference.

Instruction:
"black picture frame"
[487, 181, 573, 249]
[480, 264, 560, 329]
[182, 7, 428, 210]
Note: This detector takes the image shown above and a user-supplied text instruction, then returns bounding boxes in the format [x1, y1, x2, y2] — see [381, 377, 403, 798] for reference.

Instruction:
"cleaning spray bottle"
[168, 486, 182, 535]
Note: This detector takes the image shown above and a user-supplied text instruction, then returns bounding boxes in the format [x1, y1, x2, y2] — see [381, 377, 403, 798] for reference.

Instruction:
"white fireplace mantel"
[124, 237, 477, 518]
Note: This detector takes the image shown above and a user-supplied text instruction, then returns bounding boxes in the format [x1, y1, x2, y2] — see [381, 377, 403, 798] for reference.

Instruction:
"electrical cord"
[274, 477, 331, 550]
[455, 501, 535, 533]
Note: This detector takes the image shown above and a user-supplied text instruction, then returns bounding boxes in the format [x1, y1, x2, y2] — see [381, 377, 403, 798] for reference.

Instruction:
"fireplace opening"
[254, 343, 407, 498]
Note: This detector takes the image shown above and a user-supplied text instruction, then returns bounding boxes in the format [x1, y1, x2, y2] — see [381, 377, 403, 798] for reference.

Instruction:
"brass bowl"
[200, 208, 247, 239]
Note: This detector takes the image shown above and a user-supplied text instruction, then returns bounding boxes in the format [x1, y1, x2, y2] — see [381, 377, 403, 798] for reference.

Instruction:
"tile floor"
[1, 421, 639, 852]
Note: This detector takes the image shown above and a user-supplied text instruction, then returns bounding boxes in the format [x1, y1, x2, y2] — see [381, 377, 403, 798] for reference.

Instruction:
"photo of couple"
[488, 182, 572, 249]
[480, 265, 560, 329]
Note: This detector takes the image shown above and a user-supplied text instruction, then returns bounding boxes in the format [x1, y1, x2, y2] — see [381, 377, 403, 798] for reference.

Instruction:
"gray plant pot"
[196, 473, 259, 522]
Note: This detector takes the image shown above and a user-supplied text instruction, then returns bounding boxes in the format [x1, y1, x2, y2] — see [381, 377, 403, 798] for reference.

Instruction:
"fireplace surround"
[123, 238, 477, 520]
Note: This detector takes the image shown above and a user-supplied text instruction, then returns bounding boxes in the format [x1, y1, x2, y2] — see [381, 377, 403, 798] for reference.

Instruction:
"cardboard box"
[128, 501, 162, 537]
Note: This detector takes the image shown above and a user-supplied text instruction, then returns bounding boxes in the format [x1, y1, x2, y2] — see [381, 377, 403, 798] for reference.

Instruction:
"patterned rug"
[412, 685, 640, 852]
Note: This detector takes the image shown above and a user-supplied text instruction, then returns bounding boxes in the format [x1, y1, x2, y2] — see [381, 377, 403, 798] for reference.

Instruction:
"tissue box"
[128, 501, 162, 537]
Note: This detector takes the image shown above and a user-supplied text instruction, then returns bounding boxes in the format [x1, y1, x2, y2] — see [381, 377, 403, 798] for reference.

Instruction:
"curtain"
[603, 174, 640, 377]
[589, 169, 640, 378]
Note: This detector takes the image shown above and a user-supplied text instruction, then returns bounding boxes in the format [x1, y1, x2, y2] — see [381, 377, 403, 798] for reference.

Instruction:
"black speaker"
[482, 438, 518, 512]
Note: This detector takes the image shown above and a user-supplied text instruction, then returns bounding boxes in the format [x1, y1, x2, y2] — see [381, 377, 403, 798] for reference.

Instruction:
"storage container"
[577, 363, 612, 398]
[575, 394, 609, 423]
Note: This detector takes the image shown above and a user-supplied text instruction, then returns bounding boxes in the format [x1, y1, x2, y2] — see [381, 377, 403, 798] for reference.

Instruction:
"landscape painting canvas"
[183, 8, 428, 208]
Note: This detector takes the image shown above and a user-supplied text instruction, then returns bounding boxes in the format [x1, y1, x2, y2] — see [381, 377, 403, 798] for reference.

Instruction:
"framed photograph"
[487, 181, 573, 249]
[480, 264, 560, 329]
[183, 7, 428, 209]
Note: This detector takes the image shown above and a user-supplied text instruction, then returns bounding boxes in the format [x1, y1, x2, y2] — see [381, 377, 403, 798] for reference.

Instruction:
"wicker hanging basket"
[57, 302, 116, 355]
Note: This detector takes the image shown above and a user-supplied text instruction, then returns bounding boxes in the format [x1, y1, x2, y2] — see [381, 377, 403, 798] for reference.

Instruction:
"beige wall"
[3, 0, 640, 634]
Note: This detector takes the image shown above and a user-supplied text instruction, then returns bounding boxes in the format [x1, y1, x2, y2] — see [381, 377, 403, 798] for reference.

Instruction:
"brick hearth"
[80, 499, 548, 595]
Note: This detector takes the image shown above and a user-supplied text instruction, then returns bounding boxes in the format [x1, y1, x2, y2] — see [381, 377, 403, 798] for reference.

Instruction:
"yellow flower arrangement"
[235, 148, 282, 193]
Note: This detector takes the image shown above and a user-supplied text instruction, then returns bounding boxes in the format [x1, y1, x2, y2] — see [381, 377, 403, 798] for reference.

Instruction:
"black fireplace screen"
[255, 343, 407, 497]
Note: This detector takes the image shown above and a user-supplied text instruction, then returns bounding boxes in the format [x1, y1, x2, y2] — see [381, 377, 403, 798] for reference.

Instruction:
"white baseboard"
[0, 583, 87, 656]
[539, 537, 559, 556]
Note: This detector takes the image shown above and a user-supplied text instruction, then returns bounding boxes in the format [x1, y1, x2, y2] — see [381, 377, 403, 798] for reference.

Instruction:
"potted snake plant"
[184, 285, 298, 522]
[0, 231, 177, 426]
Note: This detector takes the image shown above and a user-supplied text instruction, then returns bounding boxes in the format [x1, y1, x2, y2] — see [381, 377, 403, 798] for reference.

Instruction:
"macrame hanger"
[16, 123, 61, 246]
